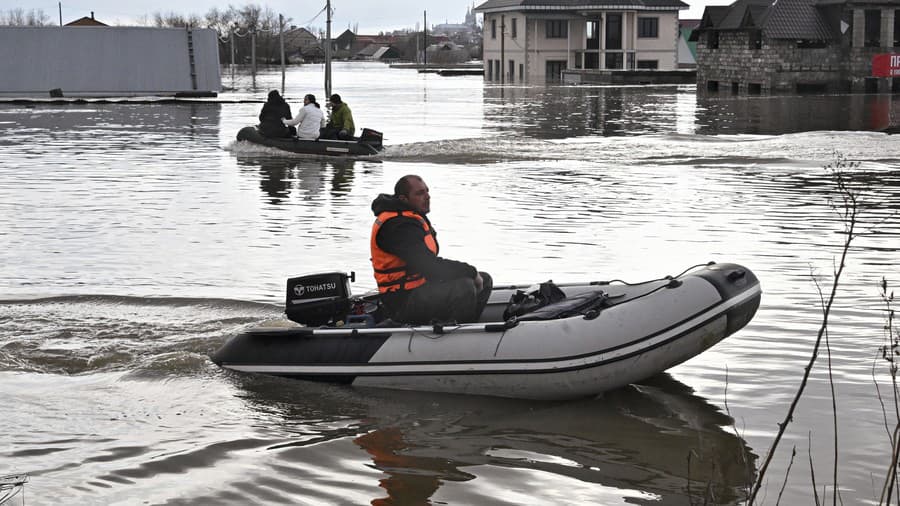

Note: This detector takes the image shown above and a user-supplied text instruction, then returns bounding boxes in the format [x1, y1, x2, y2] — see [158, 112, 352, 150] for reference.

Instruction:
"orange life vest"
[370, 210, 438, 293]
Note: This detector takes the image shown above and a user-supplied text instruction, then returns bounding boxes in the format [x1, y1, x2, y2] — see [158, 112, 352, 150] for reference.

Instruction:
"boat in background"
[235, 0, 384, 157]
[236, 126, 383, 156]
[211, 262, 762, 400]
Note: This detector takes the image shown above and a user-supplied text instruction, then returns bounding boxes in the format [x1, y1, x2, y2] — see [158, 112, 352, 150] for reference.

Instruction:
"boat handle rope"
[406, 323, 468, 351]
[599, 261, 715, 286]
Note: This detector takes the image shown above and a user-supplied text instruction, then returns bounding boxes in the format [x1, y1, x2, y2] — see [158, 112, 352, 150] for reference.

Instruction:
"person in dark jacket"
[370, 175, 492, 324]
[258, 89, 294, 138]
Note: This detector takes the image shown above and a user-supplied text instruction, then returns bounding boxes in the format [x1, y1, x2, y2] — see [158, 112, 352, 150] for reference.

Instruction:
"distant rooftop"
[65, 12, 107, 26]
[475, 0, 689, 12]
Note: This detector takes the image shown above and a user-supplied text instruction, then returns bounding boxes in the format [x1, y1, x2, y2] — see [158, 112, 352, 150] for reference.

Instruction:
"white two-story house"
[474, 0, 689, 82]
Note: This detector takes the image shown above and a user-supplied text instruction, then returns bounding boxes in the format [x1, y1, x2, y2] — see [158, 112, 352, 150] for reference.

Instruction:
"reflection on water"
[237, 156, 363, 205]
[695, 93, 900, 135]
[481, 84, 900, 137]
[0, 102, 221, 143]
[482, 85, 690, 137]
[227, 373, 754, 505]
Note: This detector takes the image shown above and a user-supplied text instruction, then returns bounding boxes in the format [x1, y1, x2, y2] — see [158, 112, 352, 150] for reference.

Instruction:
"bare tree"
[152, 11, 204, 28]
[1, 8, 51, 26]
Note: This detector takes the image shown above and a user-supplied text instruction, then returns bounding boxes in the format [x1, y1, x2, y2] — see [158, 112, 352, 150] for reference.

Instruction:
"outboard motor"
[359, 128, 383, 149]
[285, 272, 353, 326]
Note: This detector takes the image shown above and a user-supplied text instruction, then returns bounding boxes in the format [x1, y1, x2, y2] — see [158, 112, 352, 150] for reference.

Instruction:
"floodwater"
[2, 61, 900, 505]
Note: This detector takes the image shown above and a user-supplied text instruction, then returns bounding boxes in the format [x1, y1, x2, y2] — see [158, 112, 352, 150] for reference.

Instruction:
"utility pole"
[500, 15, 505, 85]
[423, 11, 427, 69]
[58, 2, 62, 26]
[279, 14, 286, 94]
[230, 23, 236, 83]
[325, 0, 332, 99]
[251, 29, 257, 87]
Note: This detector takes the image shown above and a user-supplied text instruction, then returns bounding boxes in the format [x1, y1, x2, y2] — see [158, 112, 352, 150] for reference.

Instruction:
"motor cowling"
[359, 128, 383, 148]
[285, 272, 352, 326]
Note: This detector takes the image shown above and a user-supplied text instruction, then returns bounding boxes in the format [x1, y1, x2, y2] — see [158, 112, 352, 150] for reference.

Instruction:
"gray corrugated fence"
[0, 26, 221, 97]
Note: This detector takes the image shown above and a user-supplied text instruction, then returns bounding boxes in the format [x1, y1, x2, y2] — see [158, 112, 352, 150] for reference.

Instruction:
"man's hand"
[474, 273, 484, 292]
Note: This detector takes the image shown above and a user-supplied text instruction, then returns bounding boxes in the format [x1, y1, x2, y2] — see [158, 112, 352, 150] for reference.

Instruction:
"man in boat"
[370, 175, 492, 325]
[320, 94, 355, 140]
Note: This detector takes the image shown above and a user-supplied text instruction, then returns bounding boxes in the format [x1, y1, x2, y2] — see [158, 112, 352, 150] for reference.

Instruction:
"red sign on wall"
[872, 54, 900, 77]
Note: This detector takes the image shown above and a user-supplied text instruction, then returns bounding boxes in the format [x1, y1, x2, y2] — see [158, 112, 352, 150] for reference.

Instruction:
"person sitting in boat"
[320, 93, 355, 140]
[370, 175, 492, 325]
[282, 94, 326, 140]
[258, 89, 295, 138]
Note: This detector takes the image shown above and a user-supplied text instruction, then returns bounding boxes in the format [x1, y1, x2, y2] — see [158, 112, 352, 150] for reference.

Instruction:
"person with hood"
[282, 94, 326, 140]
[321, 93, 355, 140]
[258, 89, 294, 138]
[370, 175, 492, 325]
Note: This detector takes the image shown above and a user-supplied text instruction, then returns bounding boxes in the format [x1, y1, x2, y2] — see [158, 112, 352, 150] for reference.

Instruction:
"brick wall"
[696, 31, 849, 93]
[695, 5, 899, 94]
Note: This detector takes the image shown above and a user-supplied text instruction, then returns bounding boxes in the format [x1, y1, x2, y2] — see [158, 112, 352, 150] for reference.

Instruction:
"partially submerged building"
[690, 0, 900, 94]
[283, 26, 321, 62]
[474, 0, 689, 83]
[0, 26, 221, 97]
[425, 42, 470, 64]
[355, 44, 402, 61]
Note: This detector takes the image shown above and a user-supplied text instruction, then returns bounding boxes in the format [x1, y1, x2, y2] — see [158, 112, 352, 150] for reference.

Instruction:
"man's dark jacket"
[371, 194, 476, 306]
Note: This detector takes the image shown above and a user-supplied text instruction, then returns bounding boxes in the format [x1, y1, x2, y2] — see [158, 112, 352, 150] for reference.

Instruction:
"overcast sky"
[13, 1, 729, 33]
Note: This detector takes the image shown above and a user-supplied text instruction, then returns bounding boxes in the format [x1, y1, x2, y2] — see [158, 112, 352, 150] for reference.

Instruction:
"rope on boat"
[602, 261, 715, 286]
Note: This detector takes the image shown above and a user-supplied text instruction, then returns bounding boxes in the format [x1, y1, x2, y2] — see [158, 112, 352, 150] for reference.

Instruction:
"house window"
[546, 60, 566, 81]
[748, 83, 762, 95]
[511, 18, 517, 38]
[636, 60, 658, 69]
[606, 14, 622, 49]
[487, 60, 493, 80]
[546, 20, 567, 38]
[865, 77, 879, 93]
[509, 59, 515, 81]
[707, 80, 719, 92]
[796, 83, 827, 94]
[491, 18, 496, 39]
[865, 9, 881, 47]
[708, 31, 719, 49]
[895, 11, 900, 46]
[749, 29, 762, 50]
[797, 39, 827, 48]
[637, 17, 658, 38]
[519, 63, 524, 80]
[605, 52, 623, 69]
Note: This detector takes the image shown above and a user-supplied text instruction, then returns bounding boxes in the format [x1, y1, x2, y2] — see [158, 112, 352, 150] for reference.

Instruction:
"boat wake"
[0, 295, 281, 376]
[227, 129, 894, 167]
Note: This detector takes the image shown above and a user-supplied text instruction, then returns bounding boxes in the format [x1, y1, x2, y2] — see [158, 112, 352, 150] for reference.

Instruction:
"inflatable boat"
[211, 262, 761, 400]
[236, 126, 384, 156]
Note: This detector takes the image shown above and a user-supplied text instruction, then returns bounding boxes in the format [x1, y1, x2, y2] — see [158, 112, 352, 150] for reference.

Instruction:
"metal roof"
[765, 0, 834, 39]
[474, 0, 688, 12]
[694, 0, 835, 40]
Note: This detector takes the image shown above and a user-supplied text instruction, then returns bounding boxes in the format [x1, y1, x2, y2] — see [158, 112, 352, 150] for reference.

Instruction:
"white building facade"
[475, 0, 688, 83]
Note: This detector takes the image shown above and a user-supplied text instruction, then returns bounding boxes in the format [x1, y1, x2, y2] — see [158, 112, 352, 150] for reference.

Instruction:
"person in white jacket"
[282, 94, 326, 140]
